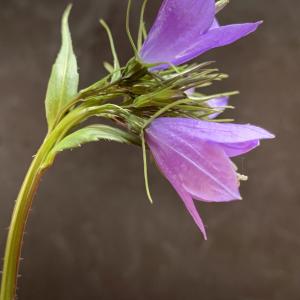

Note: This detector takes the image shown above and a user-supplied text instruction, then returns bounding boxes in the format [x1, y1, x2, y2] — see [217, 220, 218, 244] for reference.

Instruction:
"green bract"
[45, 5, 79, 131]
[43, 124, 140, 168]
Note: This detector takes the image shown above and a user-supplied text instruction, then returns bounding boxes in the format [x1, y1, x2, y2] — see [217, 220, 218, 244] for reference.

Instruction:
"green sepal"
[45, 5, 79, 131]
[137, 0, 148, 50]
[122, 58, 149, 82]
[133, 88, 185, 108]
[43, 124, 140, 168]
[99, 19, 121, 82]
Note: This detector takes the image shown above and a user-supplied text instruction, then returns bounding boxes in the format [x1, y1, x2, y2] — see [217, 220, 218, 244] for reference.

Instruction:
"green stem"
[0, 135, 54, 300]
[0, 102, 119, 300]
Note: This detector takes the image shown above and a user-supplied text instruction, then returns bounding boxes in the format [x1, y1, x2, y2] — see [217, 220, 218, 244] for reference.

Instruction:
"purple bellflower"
[138, 0, 272, 239]
[146, 118, 274, 239]
[140, 0, 262, 68]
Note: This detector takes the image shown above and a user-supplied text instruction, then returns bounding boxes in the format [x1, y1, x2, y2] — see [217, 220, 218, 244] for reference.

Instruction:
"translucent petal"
[177, 22, 262, 65]
[146, 127, 241, 202]
[142, 20, 262, 67]
[147, 135, 207, 238]
[149, 117, 275, 144]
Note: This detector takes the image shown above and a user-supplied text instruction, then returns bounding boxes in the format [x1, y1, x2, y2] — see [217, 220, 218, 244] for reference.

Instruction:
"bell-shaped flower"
[145, 118, 274, 239]
[140, 0, 262, 68]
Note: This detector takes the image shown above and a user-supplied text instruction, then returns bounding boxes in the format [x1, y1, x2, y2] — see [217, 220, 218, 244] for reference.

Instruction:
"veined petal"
[173, 22, 262, 66]
[146, 21, 262, 67]
[221, 140, 260, 157]
[149, 118, 274, 158]
[146, 126, 241, 202]
[149, 117, 275, 144]
[147, 134, 207, 239]
[178, 189, 208, 240]
[140, 0, 215, 65]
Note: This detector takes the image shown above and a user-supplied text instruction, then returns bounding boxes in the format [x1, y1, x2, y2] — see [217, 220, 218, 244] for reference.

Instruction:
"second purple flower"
[146, 118, 274, 239]
[140, 0, 261, 68]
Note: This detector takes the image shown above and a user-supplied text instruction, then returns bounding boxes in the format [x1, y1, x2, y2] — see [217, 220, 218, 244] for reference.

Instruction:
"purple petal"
[207, 96, 228, 109]
[173, 22, 262, 66]
[221, 140, 260, 157]
[210, 18, 220, 29]
[140, 0, 215, 65]
[147, 136, 207, 239]
[150, 117, 275, 144]
[207, 96, 229, 119]
[143, 21, 262, 67]
[185, 90, 229, 119]
[149, 117, 275, 157]
[185, 88, 195, 96]
[146, 126, 241, 202]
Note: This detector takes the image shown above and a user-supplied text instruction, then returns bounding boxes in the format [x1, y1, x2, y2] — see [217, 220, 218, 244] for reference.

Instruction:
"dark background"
[0, 0, 298, 299]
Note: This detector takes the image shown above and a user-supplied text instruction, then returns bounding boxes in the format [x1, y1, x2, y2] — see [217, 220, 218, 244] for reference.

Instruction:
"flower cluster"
[72, 0, 274, 239]
[129, 0, 273, 238]
[31, 0, 276, 235]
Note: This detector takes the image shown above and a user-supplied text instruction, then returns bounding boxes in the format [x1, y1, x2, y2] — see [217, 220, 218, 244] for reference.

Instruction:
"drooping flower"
[145, 118, 274, 239]
[140, 0, 262, 68]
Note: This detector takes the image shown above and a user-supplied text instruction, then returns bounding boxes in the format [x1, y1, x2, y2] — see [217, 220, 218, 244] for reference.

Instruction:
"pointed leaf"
[43, 125, 140, 168]
[45, 5, 79, 130]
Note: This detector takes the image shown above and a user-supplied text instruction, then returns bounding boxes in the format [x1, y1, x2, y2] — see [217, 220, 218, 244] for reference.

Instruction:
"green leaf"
[43, 124, 140, 168]
[45, 5, 79, 131]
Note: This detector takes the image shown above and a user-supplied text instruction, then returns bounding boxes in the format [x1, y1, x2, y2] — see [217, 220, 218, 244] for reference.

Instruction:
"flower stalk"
[0, 136, 52, 300]
[0, 108, 83, 300]
[0, 99, 138, 300]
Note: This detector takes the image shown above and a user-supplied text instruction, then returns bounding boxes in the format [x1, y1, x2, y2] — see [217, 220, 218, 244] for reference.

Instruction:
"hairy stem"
[0, 101, 121, 300]
[0, 135, 54, 300]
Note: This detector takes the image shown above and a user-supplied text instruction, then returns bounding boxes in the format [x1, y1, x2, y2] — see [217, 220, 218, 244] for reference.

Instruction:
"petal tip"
[244, 124, 276, 140]
[268, 133, 276, 139]
[261, 130, 276, 140]
[251, 20, 263, 30]
[234, 194, 243, 201]
[230, 189, 243, 201]
[251, 20, 263, 32]
[200, 225, 208, 240]
[247, 20, 264, 33]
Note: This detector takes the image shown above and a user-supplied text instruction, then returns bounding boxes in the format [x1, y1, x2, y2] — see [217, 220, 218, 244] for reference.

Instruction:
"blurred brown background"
[0, 0, 298, 299]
